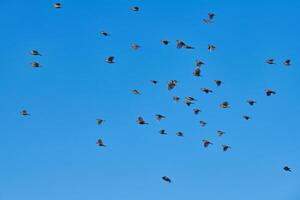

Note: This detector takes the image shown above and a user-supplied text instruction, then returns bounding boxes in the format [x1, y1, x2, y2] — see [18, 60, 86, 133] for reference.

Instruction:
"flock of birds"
[21, 3, 294, 184]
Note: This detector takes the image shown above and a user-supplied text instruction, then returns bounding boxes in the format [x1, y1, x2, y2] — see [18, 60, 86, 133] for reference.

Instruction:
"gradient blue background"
[0, 0, 299, 199]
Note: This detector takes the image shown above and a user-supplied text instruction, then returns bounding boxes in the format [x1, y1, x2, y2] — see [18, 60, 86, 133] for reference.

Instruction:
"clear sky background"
[0, 0, 299, 199]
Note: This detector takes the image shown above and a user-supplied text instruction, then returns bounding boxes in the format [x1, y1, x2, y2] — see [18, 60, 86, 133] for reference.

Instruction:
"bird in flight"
[100, 31, 110, 36]
[243, 115, 251, 120]
[137, 116, 148, 125]
[193, 67, 201, 77]
[283, 59, 291, 66]
[203, 12, 215, 24]
[201, 88, 213, 94]
[283, 166, 291, 172]
[202, 139, 213, 148]
[155, 114, 166, 122]
[266, 59, 275, 64]
[196, 60, 204, 67]
[105, 56, 114, 63]
[222, 145, 231, 152]
[208, 44, 216, 52]
[185, 96, 196, 102]
[214, 80, 222, 87]
[96, 119, 104, 125]
[162, 176, 171, 183]
[220, 101, 230, 109]
[54, 2, 62, 9]
[131, 43, 141, 50]
[193, 108, 201, 115]
[20, 110, 30, 116]
[167, 80, 178, 90]
[150, 80, 158, 84]
[176, 132, 184, 137]
[132, 89, 141, 95]
[176, 40, 186, 48]
[31, 62, 41, 68]
[161, 40, 170, 45]
[96, 139, 106, 147]
[173, 96, 180, 102]
[217, 130, 225, 137]
[265, 89, 276, 96]
[131, 6, 140, 11]
[247, 100, 256, 106]
[159, 129, 167, 135]
[31, 50, 41, 56]
[200, 121, 207, 127]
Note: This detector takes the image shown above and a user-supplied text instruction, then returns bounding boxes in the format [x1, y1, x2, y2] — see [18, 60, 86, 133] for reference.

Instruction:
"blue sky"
[0, 0, 300, 199]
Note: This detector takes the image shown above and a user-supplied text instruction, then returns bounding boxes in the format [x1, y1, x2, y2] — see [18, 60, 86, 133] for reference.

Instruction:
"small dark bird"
[131, 43, 141, 50]
[200, 121, 207, 127]
[162, 176, 171, 183]
[185, 45, 194, 49]
[185, 96, 196, 101]
[196, 60, 205, 67]
[283, 166, 291, 172]
[266, 59, 275, 64]
[137, 116, 148, 125]
[247, 100, 256, 106]
[201, 88, 213, 94]
[31, 50, 41, 56]
[131, 6, 139, 11]
[243, 115, 251, 120]
[161, 40, 170, 45]
[220, 101, 230, 109]
[54, 2, 62, 8]
[159, 129, 167, 135]
[105, 56, 114, 63]
[96, 119, 104, 125]
[20, 110, 30, 116]
[168, 80, 178, 90]
[265, 89, 276, 96]
[203, 12, 215, 23]
[155, 114, 166, 122]
[215, 80, 222, 86]
[208, 44, 216, 52]
[132, 89, 141, 95]
[176, 40, 186, 48]
[193, 108, 201, 115]
[184, 100, 194, 106]
[96, 139, 106, 147]
[202, 139, 212, 148]
[176, 132, 184, 137]
[100, 31, 110, 36]
[173, 96, 180, 102]
[283, 59, 291, 66]
[222, 145, 231, 152]
[151, 80, 158, 84]
[217, 130, 225, 137]
[193, 67, 201, 77]
[31, 62, 41, 68]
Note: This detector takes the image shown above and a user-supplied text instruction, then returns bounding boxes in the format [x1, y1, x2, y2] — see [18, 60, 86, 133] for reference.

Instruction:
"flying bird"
[193, 108, 201, 115]
[161, 40, 170, 45]
[137, 116, 148, 125]
[20, 110, 30, 116]
[201, 88, 213, 94]
[265, 89, 276, 96]
[176, 132, 184, 137]
[96, 139, 106, 147]
[247, 100, 256, 106]
[105, 56, 114, 63]
[132, 89, 141, 95]
[220, 101, 230, 109]
[96, 119, 104, 125]
[193, 67, 201, 77]
[31, 50, 41, 56]
[100, 31, 110, 36]
[131, 43, 141, 50]
[202, 139, 213, 148]
[184, 100, 194, 106]
[185, 45, 194, 49]
[185, 96, 197, 101]
[266, 59, 275, 64]
[162, 176, 171, 183]
[203, 12, 215, 23]
[283, 59, 291, 66]
[196, 60, 205, 67]
[283, 166, 291, 172]
[54, 2, 62, 8]
[214, 80, 222, 86]
[176, 40, 186, 48]
[217, 130, 225, 137]
[208, 44, 216, 52]
[155, 114, 166, 122]
[31, 62, 41, 68]
[222, 145, 231, 152]
[243, 115, 251, 120]
[159, 129, 167, 135]
[200, 121, 207, 127]
[150, 80, 158, 84]
[173, 96, 180, 102]
[168, 80, 178, 91]
[131, 6, 140, 11]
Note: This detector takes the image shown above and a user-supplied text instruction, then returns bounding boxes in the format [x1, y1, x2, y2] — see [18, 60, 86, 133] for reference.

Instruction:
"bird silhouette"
[176, 132, 184, 137]
[283, 59, 291, 66]
[193, 108, 201, 115]
[20, 110, 30, 116]
[193, 67, 201, 77]
[201, 88, 213, 94]
[247, 100, 256, 106]
[96, 119, 104, 125]
[105, 56, 114, 63]
[214, 80, 222, 87]
[243, 115, 251, 120]
[137, 117, 148, 125]
[222, 145, 231, 152]
[265, 89, 276, 96]
[54, 2, 62, 9]
[31, 62, 41, 68]
[220, 101, 230, 109]
[131, 6, 140, 11]
[161, 40, 170, 45]
[31, 50, 41, 56]
[200, 121, 207, 127]
[217, 130, 225, 137]
[96, 139, 106, 147]
[132, 89, 141, 95]
[155, 114, 166, 122]
[283, 166, 291, 172]
[162, 176, 171, 183]
[202, 139, 213, 148]
[159, 129, 167, 135]
[266, 59, 275, 64]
